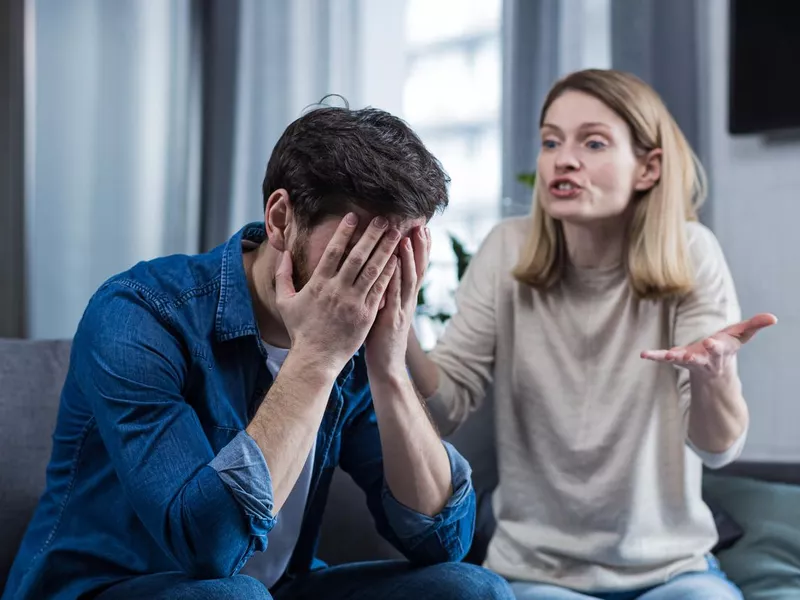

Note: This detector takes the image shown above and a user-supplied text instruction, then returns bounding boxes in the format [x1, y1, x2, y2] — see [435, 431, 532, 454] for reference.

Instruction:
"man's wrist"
[367, 361, 413, 392]
[285, 345, 344, 384]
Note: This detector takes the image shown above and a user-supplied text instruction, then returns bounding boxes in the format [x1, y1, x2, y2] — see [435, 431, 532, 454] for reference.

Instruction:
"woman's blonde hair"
[512, 69, 707, 300]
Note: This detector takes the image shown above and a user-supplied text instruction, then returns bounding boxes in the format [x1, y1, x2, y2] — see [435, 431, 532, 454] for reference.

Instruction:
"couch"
[2, 339, 799, 596]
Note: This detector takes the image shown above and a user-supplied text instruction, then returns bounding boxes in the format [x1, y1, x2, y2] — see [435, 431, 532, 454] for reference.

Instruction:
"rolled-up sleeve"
[340, 399, 476, 565]
[380, 441, 474, 546]
[74, 283, 273, 579]
[209, 431, 276, 522]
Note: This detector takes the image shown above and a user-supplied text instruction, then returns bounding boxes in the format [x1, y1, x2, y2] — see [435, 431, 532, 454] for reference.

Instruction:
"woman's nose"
[554, 146, 580, 171]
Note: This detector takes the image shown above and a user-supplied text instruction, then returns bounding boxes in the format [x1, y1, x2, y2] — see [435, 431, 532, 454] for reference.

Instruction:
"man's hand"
[365, 226, 430, 380]
[275, 213, 402, 377]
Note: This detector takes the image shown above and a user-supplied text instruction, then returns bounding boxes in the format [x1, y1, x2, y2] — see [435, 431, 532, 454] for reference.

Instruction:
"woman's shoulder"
[684, 221, 727, 267]
[685, 220, 719, 246]
[480, 216, 531, 256]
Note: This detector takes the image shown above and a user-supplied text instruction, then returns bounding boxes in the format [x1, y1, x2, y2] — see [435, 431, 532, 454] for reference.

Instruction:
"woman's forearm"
[688, 369, 749, 453]
[406, 328, 440, 398]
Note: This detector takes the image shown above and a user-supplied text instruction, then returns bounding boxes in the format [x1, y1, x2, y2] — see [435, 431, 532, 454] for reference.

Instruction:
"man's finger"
[411, 226, 428, 284]
[274, 251, 296, 300]
[315, 213, 359, 279]
[399, 238, 417, 305]
[339, 216, 393, 285]
[384, 260, 402, 313]
[367, 255, 398, 310]
[354, 228, 401, 293]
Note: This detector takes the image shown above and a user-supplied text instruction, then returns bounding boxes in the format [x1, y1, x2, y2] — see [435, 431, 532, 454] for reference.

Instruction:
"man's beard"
[273, 229, 312, 292]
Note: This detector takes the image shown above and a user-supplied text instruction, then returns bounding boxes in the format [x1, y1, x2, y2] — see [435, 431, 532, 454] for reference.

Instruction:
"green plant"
[516, 171, 537, 188]
[417, 234, 473, 323]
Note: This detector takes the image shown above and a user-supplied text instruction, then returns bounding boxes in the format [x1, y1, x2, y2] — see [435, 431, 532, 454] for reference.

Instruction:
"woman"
[407, 69, 776, 599]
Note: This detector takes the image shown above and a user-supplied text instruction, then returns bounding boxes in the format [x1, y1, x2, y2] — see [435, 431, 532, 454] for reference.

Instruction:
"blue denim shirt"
[3, 223, 476, 600]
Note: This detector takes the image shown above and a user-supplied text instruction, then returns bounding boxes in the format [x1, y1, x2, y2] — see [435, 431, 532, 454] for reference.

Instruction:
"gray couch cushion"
[0, 339, 71, 587]
[3, 337, 796, 586]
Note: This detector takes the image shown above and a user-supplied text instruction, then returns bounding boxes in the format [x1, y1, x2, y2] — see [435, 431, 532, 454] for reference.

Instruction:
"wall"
[698, 0, 800, 461]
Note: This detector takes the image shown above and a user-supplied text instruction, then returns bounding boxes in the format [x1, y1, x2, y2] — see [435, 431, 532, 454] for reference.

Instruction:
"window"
[402, 0, 503, 346]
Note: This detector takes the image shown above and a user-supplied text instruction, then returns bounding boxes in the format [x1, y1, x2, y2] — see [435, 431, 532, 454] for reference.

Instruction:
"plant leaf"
[449, 234, 473, 281]
[517, 171, 537, 188]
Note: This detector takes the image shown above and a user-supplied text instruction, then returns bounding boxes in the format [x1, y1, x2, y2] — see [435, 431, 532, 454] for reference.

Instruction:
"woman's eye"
[586, 139, 607, 150]
[542, 139, 558, 149]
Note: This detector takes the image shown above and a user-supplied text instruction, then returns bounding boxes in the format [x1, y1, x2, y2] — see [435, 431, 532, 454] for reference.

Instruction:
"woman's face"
[537, 90, 652, 225]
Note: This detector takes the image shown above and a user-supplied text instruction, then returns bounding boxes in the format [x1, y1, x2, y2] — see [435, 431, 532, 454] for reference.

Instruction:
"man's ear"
[264, 189, 291, 251]
[634, 148, 662, 192]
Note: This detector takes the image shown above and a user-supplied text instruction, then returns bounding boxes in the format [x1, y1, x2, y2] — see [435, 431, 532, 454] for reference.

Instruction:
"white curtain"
[213, 0, 364, 246]
[211, 0, 405, 246]
[25, 0, 385, 339]
[27, 0, 200, 339]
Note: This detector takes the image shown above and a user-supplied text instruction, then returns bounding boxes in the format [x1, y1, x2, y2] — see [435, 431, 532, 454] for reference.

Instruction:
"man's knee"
[226, 575, 273, 600]
[96, 573, 272, 600]
[425, 563, 514, 600]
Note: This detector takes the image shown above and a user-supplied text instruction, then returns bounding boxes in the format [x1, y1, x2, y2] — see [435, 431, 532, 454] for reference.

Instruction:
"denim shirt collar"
[214, 222, 266, 342]
[213, 221, 362, 365]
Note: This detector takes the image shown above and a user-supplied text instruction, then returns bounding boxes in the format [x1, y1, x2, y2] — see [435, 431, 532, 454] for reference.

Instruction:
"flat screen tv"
[729, 0, 800, 134]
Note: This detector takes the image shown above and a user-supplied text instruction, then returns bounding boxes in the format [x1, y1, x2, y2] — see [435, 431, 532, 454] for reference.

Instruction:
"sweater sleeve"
[427, 222, 511, 435]
[673, 223, 745, 466]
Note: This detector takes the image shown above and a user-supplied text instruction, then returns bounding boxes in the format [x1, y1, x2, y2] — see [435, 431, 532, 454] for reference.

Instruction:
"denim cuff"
[381, 440, 473, 541]
[210, 430, 275, 523]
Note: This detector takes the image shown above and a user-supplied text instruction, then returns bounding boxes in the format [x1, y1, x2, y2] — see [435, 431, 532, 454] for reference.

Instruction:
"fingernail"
[418, 228, 426, 240]
[374, 216, 388, 229]
[345, 213, 358, 225]
[425, 227, 430, 239]
[387, 229, 400, 241]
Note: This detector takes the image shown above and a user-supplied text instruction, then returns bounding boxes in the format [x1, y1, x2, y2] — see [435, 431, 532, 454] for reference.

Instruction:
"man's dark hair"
[263, 103, 449, 229]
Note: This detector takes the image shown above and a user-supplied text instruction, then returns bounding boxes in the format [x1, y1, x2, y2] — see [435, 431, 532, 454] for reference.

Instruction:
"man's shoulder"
[95, 246, 225, 318]
[76, 245, 228, 355]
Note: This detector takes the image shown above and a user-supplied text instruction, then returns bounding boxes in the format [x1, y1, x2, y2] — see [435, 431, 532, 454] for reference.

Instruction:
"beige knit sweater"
[428, 217, 743, 592]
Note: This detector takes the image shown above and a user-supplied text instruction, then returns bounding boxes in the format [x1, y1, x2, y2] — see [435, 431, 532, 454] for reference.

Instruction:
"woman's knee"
[641, 574, 743, 600]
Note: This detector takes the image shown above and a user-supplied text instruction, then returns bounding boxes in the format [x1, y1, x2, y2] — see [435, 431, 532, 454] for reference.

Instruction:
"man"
[3, 106, 513, 600]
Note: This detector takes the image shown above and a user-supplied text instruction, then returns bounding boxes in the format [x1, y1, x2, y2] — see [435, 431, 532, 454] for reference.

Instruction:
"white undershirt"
[241, 341, 316, 588]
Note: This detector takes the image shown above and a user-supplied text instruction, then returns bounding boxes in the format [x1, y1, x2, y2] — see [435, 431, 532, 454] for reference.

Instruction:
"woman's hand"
[641, 313, 777, 378]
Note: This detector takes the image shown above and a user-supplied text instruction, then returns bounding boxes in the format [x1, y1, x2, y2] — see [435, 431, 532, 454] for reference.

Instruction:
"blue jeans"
[95, 561, 515, 600]
[509, 557, 743, 600]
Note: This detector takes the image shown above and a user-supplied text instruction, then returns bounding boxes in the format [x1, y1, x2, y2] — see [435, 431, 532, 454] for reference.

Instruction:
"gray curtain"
[12, 0, 361, 339]
[500, 0, 612, 218]
[500, 0, 561, 218]
[26, 0, 201, 339]
[0, 0, 26, 338]
[199, 0, 353, 251]
[610, 0, 709, 223]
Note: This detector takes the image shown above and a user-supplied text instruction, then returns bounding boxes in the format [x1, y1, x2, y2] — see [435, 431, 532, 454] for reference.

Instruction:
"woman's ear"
[634, 149, 663, 192]
[264, 189, 291, 251]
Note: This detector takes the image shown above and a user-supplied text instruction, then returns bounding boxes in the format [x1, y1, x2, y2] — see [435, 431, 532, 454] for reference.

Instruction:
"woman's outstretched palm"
[641, 313, 778, 375]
